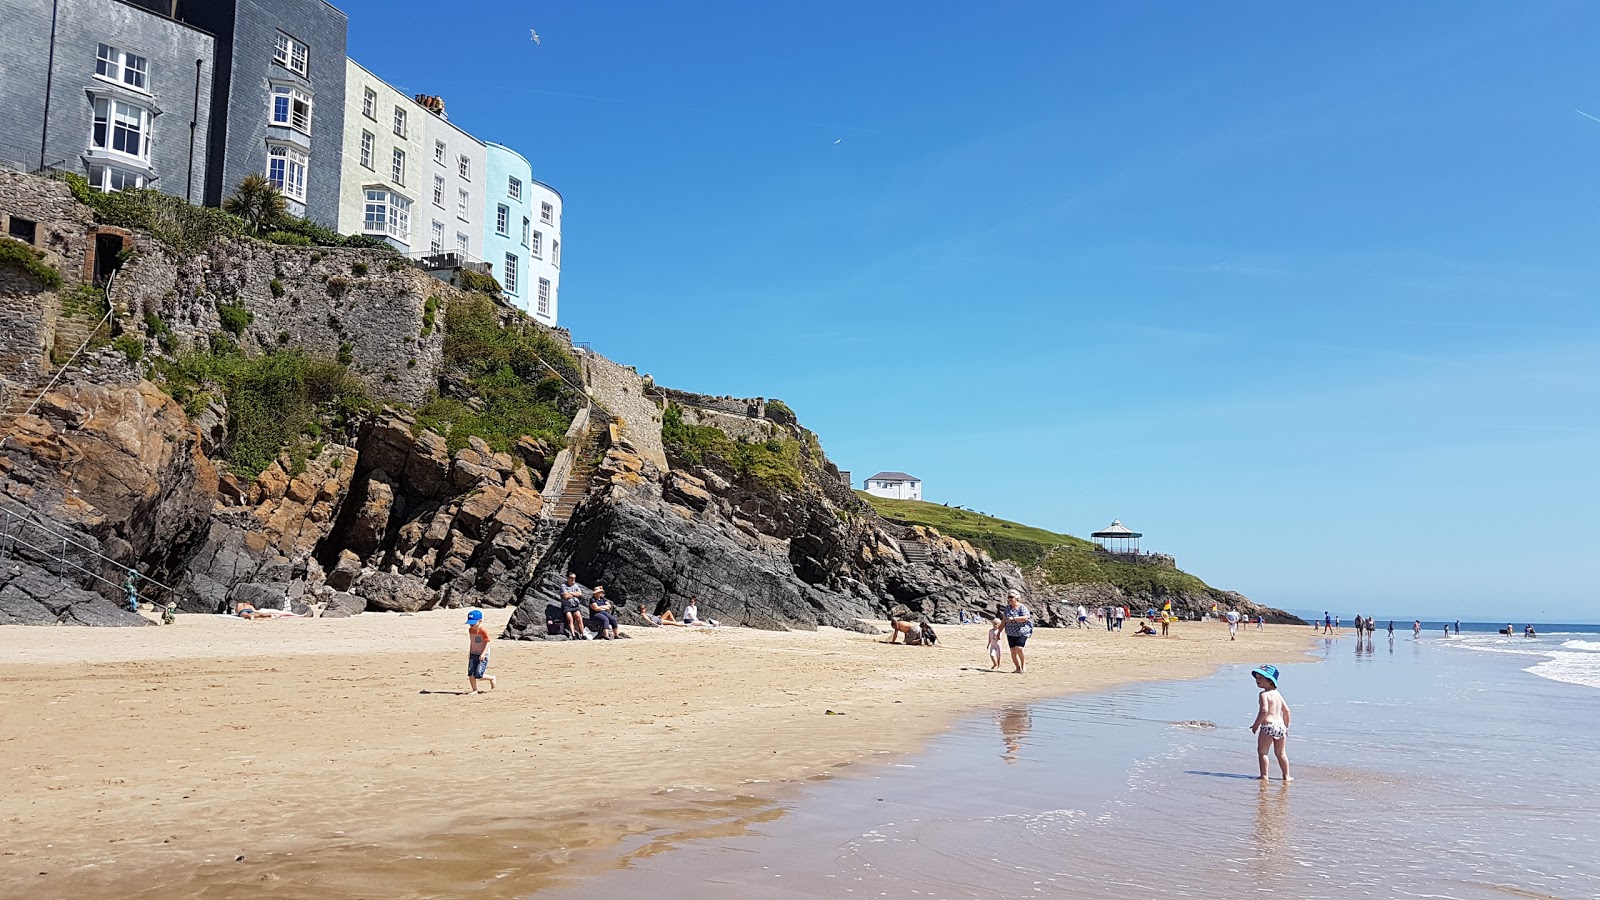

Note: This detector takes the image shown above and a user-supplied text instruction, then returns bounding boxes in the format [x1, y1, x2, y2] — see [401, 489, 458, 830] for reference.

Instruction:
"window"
[496, 204, 509, 235]
[457, 232, 469, 251]
[90, 98, 149, 159]
[393, 106, 406, 138]
[266, 145, 308, 202]
[531, 230, 542, 257]
[520, 217, 529, 246]
[95, 44, 148, 91]
[537, 278, 551, 316]
[504, 253, 518, 294]
[391, 147, 405, 185]
[274, 32, 308, 77]
[552, 240, 559, 266]
[362, 87, 376, 119]
[362, 189, 411, 240]
[540, 202, 553, 224]
[270, 85, 312, 133]
[508, 177, 522, 201]
[434, 140, 446, 164]
[432, 175, 445, 207]
[359, 130, 373, 169]
[458, 155, 470, 180]
[87, 165, 143, 192]
[457, 189, 469, 219]
[430, 220, 444, 253]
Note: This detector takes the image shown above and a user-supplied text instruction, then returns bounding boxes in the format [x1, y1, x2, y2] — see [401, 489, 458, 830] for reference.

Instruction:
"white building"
[864, 471, 922, 501]
[526, 178, 562, 326]
[337, 59, 426, 250]
[414, 94, 485, 263]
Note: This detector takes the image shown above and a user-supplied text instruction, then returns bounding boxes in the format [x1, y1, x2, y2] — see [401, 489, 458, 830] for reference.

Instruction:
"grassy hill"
[858, 493, 1218, 596]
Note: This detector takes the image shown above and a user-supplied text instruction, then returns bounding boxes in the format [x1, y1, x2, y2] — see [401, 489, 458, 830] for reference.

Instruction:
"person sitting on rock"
[558, 573, 587, 639]
[589, 586, 619, 640]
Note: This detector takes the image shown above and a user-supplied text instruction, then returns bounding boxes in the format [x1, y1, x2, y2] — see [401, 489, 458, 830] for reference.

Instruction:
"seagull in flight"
[833, 139, 842, 144]
[529, 28, 541, 45]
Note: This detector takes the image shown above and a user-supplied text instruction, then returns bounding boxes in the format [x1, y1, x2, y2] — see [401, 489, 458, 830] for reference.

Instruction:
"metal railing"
[0, 497, 177, 603]
[12, 270, 116, 419]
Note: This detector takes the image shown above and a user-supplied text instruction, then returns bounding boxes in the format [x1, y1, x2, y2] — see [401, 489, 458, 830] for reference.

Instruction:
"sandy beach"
[0, 612, 1312, 897]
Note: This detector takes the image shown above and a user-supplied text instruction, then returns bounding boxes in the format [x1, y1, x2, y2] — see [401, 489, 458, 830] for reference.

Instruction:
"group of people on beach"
[889, 589, 1035, 674]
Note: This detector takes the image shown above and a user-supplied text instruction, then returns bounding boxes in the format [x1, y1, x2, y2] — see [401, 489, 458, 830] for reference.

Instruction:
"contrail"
[1577, 109, 1600, 125]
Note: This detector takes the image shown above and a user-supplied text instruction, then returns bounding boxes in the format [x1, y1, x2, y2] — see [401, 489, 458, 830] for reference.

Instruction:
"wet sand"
[0, 611, 1311, 897]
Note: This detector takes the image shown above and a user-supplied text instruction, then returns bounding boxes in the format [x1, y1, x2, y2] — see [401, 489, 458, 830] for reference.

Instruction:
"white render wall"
[527, 179, 562, 326]
[337, 59, 426, 249]
[865, 480, 922, 501]
[418, 108, 485, 261]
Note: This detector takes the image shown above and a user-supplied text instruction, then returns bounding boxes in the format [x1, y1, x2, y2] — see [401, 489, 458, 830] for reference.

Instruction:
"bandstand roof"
[1091, 520, 1142, 539]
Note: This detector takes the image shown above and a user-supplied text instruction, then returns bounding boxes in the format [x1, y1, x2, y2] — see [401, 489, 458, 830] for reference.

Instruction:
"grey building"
[167, 0, 348, 224]
[0, 0, 215, 202]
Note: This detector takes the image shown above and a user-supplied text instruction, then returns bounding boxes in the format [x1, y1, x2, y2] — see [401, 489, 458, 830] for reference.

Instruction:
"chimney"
[415, 94, 446, 118]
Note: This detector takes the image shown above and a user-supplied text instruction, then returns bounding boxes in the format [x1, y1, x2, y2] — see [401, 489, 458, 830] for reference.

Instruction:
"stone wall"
[659, 387, 767, 419]
[679, 404, 778, 443]
[583, 352, 666, 470]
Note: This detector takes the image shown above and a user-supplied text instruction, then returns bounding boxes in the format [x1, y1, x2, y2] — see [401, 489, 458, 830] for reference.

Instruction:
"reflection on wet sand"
[999, 706, 1032, 764]
[1251, 780, 1291, 880]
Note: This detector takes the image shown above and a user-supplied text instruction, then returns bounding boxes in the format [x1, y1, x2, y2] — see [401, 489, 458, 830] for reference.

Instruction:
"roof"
[867, 472, 920, 483]
[1091, 520, 1143, 538]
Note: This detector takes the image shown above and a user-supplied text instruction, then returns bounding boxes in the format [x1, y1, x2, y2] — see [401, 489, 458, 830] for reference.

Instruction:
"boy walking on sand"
[1249, 664, 1291, 781]
[466, 609, 496, 695]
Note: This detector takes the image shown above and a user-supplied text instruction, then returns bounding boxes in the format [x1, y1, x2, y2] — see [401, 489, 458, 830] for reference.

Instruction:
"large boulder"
[0, 561, 149, 626]
[355, 571, 437, 612]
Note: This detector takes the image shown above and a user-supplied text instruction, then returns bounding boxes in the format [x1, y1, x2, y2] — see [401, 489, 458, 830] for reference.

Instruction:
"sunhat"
[465, 609, 483, 624]
[1007, 589, 1020, 599]
[1250, 664, 1279, 687]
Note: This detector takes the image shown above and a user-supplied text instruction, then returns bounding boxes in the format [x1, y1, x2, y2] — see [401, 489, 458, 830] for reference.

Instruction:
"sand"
[0, 610, 1313, 897]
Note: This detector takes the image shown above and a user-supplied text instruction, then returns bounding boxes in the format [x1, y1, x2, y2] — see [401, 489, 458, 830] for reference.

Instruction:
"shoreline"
[0, 611, 1317, 897]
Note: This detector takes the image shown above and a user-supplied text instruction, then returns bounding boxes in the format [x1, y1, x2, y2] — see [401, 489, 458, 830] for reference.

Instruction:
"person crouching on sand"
[1248, 664, 1290, 781]
[466, 609, 496, 695]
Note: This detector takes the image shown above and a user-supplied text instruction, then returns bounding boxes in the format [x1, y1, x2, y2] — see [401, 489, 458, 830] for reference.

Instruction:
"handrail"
[0, 496, 178, 597]
[21, 269, 115, 418]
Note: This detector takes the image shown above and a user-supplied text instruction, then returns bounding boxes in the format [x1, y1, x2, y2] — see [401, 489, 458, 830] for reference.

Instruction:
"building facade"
[173, 0, 347, 223]
[864, 472, 922, 501]
[415, 95, 485, 263]
[526, 178, 562, 326]
[335, 60, 425, 250]
[482, 142, 534, 312]
[0, 0, 215, 201]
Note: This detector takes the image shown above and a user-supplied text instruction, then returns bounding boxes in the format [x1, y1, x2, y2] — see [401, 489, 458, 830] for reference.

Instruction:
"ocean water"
[542, 625, 1600, 899]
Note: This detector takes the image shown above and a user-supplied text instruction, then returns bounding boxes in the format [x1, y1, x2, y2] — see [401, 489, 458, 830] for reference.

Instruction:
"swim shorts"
[468, 653, 488, 679]
[1007, 633, 1028, 648]
[1261, 722, 1286, 740]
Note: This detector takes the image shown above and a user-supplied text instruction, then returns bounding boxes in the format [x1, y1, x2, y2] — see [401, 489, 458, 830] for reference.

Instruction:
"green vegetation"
[153, 344, 370, 477]
[269, 277, 285, 298]
[765, 398, 795, 424]
[457, 268, 502, 295]
[58, 283, 109, 320]
[217, 301, 253, 336]
[264, 230, 312, 247]
[0, 237, 63, 289]
[112, 334, 144, 363]
[222, 174, 286, 234]
[58, 172, 244, 251]
[413, 295, 579, 453]
[350, 261, 368, 277]
[663, 403, 805, 492]
[142, 311, 173, 351]
[1037, 546, 1213, 596]
[420, 295, 439, 337]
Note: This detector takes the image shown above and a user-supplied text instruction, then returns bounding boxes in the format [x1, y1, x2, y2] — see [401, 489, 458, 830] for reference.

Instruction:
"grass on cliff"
[859, 493, 1217, 594]
[662, 403, 804, 493]
[0, 237, 63, 289]
[155, 341, 371, 477]
[415, 295, 579, 454]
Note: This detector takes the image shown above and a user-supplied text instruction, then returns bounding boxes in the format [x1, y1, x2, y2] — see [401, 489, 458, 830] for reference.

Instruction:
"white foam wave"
[1525, 652, 1600, 690]
[1449, 637, 1600, 691]
[1560, 640, 1600, 652]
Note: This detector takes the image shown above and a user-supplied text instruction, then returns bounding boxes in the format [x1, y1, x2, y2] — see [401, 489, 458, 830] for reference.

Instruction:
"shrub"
[662, 403, 804, 492]
[142, 310, 173, 350]
[56, 172, 245, 252]
[222, 174, 286, 235]
[326, 275, 349, 297]
[269, 277, 285, 298]
[337, 341, 353, 365]
[264, 230, 313, 247]
[277, 331, 291, 344]
[386, 259, 408, 272]
[420, 295, 439, 337]
[457, 268, 502, 295]
[340, 234, 396, 252]
[113, 334, 144, 363]
[765, 398, 795, 424]
[217, 302, 253, 336]
[0, 237, 63, 289]
[59, 283, 109, 319]
[350, 261, 368, 277]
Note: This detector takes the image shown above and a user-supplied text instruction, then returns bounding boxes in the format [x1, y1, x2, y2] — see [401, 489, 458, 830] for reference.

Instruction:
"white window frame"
[458, 154, 470, 180]
[503, 253, 518, 294]
[457, 188, 469, 220]
[508, 177, 522, 201]
[270, 84, 312, 134]
[537, 278, 550, 316]
[393, 105, 407, 138]
[552, 239, 559, 266]
[433, 175, 445, 207]
[456, 231, 470, 252]
[391, 147, 406, 185]
[359, 130, 374, 169]
[90, 97, 151, 161]
[362, 87, 376, 119]
[540, 201, 553, 224]
[266, 144, 308, 202]
[273, 32, 308, 77]
[434, 140, 446, 164]
[496, 203, 509, 235]
[430, 220, 444, 253]
[521, 217, 530, 247]
[531, 230, 542, 258]
[362, 189, 411, 241]
[87, 164, 145, 192]
[95, 43, 149, 92]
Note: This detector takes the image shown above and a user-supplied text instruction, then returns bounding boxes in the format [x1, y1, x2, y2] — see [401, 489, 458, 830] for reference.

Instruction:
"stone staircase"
[897, 538, 932, 564]
[547, 424, 607, 522]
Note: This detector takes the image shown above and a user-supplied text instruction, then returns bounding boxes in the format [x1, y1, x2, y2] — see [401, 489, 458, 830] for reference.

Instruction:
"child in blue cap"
[1249, 664, 1291, 781]
[466, 609, 496, 695]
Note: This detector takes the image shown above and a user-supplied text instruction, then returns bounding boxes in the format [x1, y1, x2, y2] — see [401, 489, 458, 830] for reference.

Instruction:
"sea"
[537, 621, 1600, 899]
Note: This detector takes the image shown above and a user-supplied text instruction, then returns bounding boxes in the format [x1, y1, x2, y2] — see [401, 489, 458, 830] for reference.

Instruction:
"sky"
[343, 1, 1600, 623]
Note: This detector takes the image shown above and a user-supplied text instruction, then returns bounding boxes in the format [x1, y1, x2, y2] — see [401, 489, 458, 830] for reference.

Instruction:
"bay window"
[91, 98, 150, 160]
[270, 85, 312, 133]
[266, 145, 308, 202]
[363, 189, 412, 242]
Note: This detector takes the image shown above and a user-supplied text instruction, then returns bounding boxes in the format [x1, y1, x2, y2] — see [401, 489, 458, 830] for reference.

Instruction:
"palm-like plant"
[223, 174, 286, 234]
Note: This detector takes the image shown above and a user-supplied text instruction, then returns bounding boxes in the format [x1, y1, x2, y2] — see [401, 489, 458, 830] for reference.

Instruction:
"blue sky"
[345, 1, 1600, 622]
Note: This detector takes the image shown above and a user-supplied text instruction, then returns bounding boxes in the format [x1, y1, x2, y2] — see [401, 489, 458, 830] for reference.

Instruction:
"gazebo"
[1091, 520, 1142, 554]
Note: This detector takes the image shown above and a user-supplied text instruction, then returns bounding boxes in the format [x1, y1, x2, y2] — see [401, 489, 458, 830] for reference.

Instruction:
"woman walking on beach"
[1003, 590, 1033, 674]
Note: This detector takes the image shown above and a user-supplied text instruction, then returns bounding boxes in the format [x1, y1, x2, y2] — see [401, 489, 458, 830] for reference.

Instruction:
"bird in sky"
[833, 139, 842, 144]
[529, 28, 541, 45]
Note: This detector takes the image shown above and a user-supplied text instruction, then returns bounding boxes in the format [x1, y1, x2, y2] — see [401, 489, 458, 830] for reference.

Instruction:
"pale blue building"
[482, 142, 534, 313]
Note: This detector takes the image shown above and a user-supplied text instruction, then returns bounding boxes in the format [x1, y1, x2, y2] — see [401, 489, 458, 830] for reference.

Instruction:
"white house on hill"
[864, 472, 922, 501]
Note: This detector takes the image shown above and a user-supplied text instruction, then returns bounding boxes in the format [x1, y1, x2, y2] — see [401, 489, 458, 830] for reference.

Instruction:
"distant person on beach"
[1323, 612, 1332, 633]
[681, 598, 717, 627]
[639, 604, 683, 627]
[1413, 620, 1421, 638]
[1226, 609, 1241, 641]
[987, 617, 1004, 669]
[1387, 620, 1394, 637]
[1077, 605, 1089, 629]
[884, 619, 935, 646]
[559, 574, 587, 639]
[1114, 605, 1126, 631]
[1257, 615, 1265, 631]
[1135, 621, 1158, 635]
[1525, 625, 1536, 638]
[1248, 664, 1291, 781]
[1003, 590, 1032, 673]
[1455, 620, 1461, 634]
[465, 609, 496, 694]
[589, 587, 619, 640]
[1105, 606, 1115, 632]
